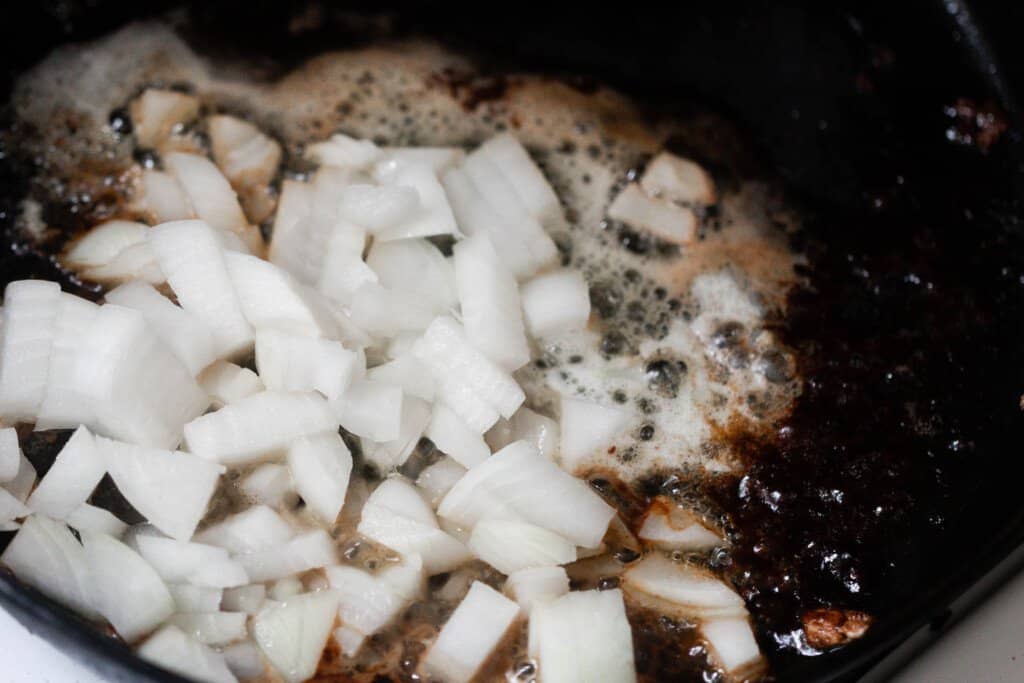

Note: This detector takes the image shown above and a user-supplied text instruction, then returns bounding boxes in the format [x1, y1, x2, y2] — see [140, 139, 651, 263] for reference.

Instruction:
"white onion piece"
[337, 183, 419, 233]
[441, 166, 535, 279]
[225, 251, 340, 340]
[453, 233, 530, 371]
[82, 530, 174, 641]
[64, 220, 148, 268]
[199, 361, 264, 408]
[413, 316, 524, 431]
[184, 390, 338, 465]
[622, 553, 746, 617]
[222, 584, 266, 615]
[426, 404, 490, 469]
[316, 221, 377, 305]
[138, 625, 238, 683]
[468, 517, 576, 575]
[520, 269, 591, 339]
[0, 427, 18, 482]
[36, 294, 99, 430]
[222, 640, 266, 680]
[195, 505, 294, 555]
[269, 179, 314, 277]
[440, 441, 614, 548]
[105, 280, 218, 376]
[81, 241, 164, 285]
[0, 488, 30, 528]
[476, 133, 567, 231]
[168, 584, 223, 613]
[149, 220, 254, 357]
[608, 183, 697, 245]
[1, 515, 99, 617]
[421, 581, 520, 683]
[364, 477, 436, 527]
[461, 150, 558, 271]
[559, 396, 636, 472]
[334, 379, 402, 443]
[237, 530, 338, 583]
[638, 499, 723, 551]
[164, 153, 260, 252]
[505, 566, 569, 614]
[207, 115, 282, 191]
[640, 152, 717, 205]
[5, 452, 36, 502]
[168, 612, 248, 646]
[702, 616, 763, 675]
[375, 162, 459, 241]
[77, 304, 209, 448]
[65, 503, 127, 537]
[306, 133, 381, 169]
[134, 535, 247, 588]
[415, 457, 467, 507]
[239, 464, 293, 508]
[358, 478, 471, 574]
[365, 395, 431, 471]
[141, 170, 195, 223]
[528, 589, 635, 683]
[365, 239, 457, 316]
[325, 553, 424, 638]
[366, 355, 434, 402]
[349, 283, 436, 338]
[130, 89, 199, 148]
[255, 330, 359, 400]
[0, 280, 61, 421]
[376, 147, 464, 179]
[286, 432, 352, 525]
[486, 407, 559, 460]
[253, 591, 340, 683]
[99, 436, 223, 542]
[333, 625, 367, 657]
[269, 577, 304, 601]
[27, 426, 105, 519]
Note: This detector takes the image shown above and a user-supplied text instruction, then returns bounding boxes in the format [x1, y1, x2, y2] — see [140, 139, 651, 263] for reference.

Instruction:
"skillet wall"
[1, 2, 1023, 682]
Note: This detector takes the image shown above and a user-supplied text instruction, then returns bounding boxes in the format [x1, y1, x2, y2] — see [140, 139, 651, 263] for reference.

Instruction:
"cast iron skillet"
[1, 1, 1024, 681]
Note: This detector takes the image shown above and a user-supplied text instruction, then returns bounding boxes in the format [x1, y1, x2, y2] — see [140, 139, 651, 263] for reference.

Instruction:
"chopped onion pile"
[0, 109, 759, 683]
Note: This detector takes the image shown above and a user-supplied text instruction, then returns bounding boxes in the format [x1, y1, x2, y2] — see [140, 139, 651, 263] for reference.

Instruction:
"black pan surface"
[1, 2, 1023, 682]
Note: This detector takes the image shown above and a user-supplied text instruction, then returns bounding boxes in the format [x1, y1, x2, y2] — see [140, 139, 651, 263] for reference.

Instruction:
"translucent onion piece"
[607, 183, 697, 245]
[252, 591, 341, 683]
[420, 581, 520, 683]
[137, 625, 238, 683]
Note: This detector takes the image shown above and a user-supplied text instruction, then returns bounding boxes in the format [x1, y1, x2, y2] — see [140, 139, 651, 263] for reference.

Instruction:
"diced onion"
[420, 581, 520, 683]
[325, 553, 424, 638]
[184, 390, 338, 465]
[141, 170, 195, 223]
[453, 233, 530, 371]
[81, 530, 175, 642]
[238, 464, 293, 508]
[467, 517, 576, 575]
[164, 153, 260, 252]
[0, 280, 61, 422]
[99, 436, 223, 542]
[0, 427, 19, 483]
[639, 152, 717, 205]
[505, 566, 569, 614]
[221, 584, 266, 615]
[255, 330, 360, 400]
[194, 505, 294, 555]
[168, 611, 248, 646]
[134, 535, 248, 588]
[622, 553, 747, 617]
[334, 380, 403, 443]
[607, 183, 697, 245]
[286, 432, 352, 525]
[138, 625, 238, 683]
[520, 269, 591, 339]
[559, 396, 636, 472]
[149, 220, 254, 358]
[167, 584, 223, 613]
[415, 457, 467, 507]
[426, 404, 490, 469]
[528, 589, 635, 683]
[27, 425, 105, 519]
[236, 530, 337, 583]
[701, 616, 763, 676]
[438, 441, 615, 549]
[198, 361, 265, 408]
[130, 89, 199, 149]
[64, 221, 149, 268]
[36, 293, 100, 430]
[252, 591, 341, 683]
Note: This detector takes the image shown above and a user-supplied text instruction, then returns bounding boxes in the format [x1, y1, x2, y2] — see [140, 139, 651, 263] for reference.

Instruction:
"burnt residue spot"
[644, 359, 686, 398]
[628, 605, 709, 683]
[428, 68, 508, 111]
[943, 98, 1008, 152]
